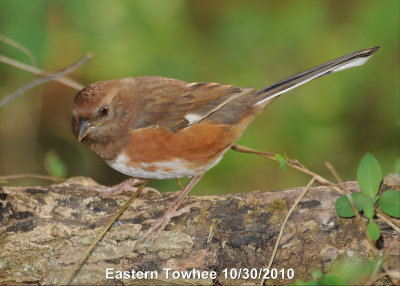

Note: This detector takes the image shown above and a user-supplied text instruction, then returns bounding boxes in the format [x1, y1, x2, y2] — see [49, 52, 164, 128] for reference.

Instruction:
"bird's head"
[71, 79, 137, 145]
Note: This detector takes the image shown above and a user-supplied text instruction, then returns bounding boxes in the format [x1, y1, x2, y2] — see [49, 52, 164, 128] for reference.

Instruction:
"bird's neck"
[83, 135, 129, 162]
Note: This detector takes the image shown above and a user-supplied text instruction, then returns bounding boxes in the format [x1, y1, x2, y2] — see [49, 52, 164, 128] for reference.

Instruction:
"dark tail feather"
[252, 46, 380, 106]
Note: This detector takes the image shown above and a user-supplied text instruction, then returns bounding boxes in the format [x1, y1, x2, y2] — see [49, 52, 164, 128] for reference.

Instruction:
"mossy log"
[0, 175, 399, 285]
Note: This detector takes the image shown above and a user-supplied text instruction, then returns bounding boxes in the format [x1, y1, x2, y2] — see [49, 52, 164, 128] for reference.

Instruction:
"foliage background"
[0, 0, 398, 194]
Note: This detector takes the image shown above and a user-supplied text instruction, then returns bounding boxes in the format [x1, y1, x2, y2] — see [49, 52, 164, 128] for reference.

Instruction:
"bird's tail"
[251, 46, 380, 107]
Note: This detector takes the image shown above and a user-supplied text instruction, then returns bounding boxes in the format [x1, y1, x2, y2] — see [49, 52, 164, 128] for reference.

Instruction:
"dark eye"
[99, 106, 109, 117]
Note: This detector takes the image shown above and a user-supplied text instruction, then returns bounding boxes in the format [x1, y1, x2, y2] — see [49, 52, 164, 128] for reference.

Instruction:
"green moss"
[266, 198, 288, 224]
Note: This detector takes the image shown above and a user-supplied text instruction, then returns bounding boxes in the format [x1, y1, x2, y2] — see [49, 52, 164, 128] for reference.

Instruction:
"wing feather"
[132, 77, 252, 131]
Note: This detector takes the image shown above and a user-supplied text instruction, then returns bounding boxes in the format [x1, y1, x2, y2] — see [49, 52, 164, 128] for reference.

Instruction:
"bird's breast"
[106, 121, 243, 179]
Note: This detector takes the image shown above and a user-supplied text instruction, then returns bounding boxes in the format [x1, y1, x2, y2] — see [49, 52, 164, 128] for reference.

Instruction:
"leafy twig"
[325, 162, 399, 284]
[232, 144, 398, 284]
[231, 144, 348, 195]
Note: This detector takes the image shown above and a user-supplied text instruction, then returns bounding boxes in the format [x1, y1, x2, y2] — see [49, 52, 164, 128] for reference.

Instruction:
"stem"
[261, 177, 315, 286]
[0, 55, 84, 90]
[0, 54, 91, 109]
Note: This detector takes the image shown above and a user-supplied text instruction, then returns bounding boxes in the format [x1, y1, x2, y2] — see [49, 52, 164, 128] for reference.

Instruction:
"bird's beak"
[77, 118, 93, 141]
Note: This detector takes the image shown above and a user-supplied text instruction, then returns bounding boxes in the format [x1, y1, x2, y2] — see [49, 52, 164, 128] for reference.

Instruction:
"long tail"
[251, 46, 380, 106]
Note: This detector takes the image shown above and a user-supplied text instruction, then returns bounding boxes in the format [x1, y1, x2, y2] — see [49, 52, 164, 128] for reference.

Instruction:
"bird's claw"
[89, 178, 151, 197]
[137, 202, 198, 245]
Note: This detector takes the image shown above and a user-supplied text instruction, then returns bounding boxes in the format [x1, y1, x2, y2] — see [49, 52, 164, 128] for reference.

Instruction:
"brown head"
[71, 78, 139, 160]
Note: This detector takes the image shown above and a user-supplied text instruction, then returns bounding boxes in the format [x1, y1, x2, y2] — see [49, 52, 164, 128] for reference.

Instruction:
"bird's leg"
[92, 178, 160, 197]
[137, 175, 203, 244]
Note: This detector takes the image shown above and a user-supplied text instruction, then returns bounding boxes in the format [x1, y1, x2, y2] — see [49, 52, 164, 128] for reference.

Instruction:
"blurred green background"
[0, 0, 398, 194]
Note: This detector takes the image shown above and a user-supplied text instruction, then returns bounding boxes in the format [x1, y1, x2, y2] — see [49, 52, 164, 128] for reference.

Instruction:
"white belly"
[107, 152, 224, 179]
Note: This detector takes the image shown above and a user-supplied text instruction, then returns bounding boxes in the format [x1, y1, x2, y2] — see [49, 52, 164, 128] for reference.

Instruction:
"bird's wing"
[132, 76, 253, 131]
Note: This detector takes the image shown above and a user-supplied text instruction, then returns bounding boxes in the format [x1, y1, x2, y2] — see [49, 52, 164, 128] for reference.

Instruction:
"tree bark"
[0, 174, 399, 285]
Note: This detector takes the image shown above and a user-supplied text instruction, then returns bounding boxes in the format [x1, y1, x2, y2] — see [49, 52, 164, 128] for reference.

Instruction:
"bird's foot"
[92, 178, 160, 197]
[135, 175, 203, 245]
[138, 202, 198, 245]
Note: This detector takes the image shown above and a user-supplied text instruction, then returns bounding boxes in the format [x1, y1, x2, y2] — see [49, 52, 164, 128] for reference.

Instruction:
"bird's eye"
[99, 106, 109, 117]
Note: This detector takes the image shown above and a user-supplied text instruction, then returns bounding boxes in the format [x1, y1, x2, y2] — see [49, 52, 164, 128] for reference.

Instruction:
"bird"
[72, 46, 379, 242]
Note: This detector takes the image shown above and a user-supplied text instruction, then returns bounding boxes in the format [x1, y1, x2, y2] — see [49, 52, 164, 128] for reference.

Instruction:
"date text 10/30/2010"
[106, 268, 295, 280]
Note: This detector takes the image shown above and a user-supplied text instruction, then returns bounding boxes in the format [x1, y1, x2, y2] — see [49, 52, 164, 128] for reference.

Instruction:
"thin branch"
[0, 54, 84, 90]
[0, 35, 37, 67]
[231, 144, 349, 195]
[261, 177, 315, 286]
[231, 146, 399, 235]
[324, 162, 344, 185]
[59, 180, 148, 285]
[377, 207, 400, 228]
[0, 53, 91, 109]
[376, 210, 400, 232]
[207, 225, 214, 244]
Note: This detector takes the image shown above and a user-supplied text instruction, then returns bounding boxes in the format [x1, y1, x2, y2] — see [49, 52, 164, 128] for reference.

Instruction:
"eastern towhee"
[72, 47, 379, 242]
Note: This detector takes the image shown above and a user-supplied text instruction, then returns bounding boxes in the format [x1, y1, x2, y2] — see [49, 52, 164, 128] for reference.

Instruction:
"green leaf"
[367, 221, 381, 241]
[351, 192, 378, 211]
[379, 190, 400, 218]
[363, 202, 375, 219]
[336, 195, 356, 217]
[336, 193, 379, 219]
[275, 154, 288, 170]
[357, 153, 382, 198]
[44, 150, 67, 178]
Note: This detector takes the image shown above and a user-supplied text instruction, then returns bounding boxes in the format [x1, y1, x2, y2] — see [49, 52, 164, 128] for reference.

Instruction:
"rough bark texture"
[0, 174, 399, 285]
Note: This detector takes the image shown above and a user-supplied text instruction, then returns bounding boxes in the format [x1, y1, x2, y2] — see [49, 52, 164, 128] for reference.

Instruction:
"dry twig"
[0, 55, 84, 90]
[59, 180, 148, 285]
[261, 177, 316, 286]
[376, 210, 400, 231]
[0, 35, 37, 67]
[0, 53, 91, 108]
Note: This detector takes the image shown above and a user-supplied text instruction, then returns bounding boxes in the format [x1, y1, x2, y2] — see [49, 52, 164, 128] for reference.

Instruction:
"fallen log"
[0, 174, 399, 285]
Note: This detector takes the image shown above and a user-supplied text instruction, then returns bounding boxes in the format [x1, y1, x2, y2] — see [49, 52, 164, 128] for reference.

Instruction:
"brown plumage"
[71, 47, 379, 242]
